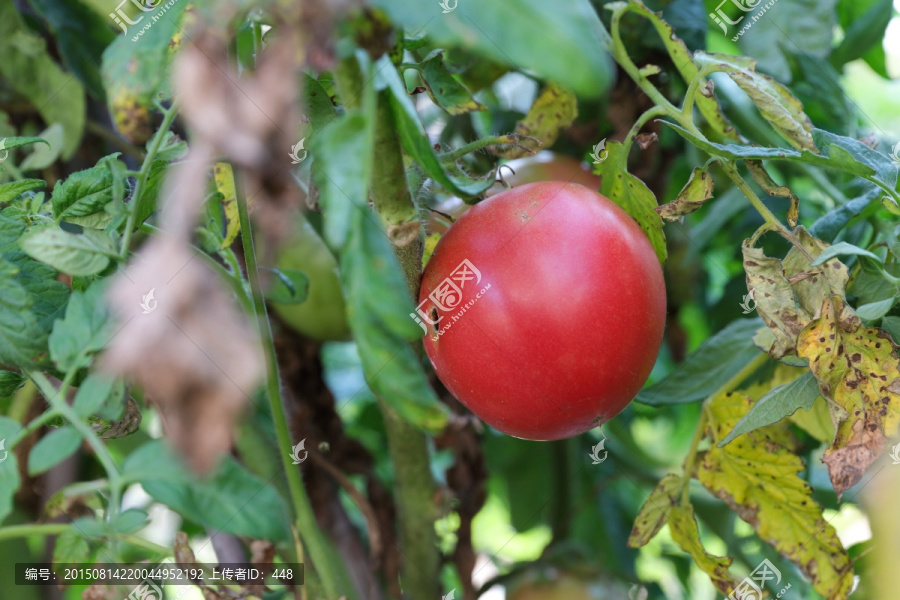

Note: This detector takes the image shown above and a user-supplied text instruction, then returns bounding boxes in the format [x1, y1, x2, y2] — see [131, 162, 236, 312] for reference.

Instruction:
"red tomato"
[418, 182, 665, 440]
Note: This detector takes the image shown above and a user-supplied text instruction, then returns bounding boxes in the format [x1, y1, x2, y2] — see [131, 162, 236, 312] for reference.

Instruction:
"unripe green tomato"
[270, 215, 350, 341]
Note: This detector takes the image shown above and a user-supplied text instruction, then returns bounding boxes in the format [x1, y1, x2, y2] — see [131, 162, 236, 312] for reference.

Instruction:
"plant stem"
[718, 161, 796, 242]
[0, 523, 70, 542]
[372, 93, 420, 228]
[119, 101, 180, 260]
[233, 168, 355, 600]
[27, 371, 124, 522]
[622, 105, 669, 157]
[439, 135, 531, 164]
[336, 54, 441, 600]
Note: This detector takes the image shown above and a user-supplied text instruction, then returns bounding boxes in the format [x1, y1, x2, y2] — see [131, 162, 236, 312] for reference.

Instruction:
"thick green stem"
[336, 54, 440, 600]
[439, 135, 533, 164]
[233, 169, 355, 600]
[120, 102, 180, 260]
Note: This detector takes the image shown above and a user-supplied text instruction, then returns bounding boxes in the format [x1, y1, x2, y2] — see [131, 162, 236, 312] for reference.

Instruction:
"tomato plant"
[421, 182, 666, 439]
[0, 0, 898, 599]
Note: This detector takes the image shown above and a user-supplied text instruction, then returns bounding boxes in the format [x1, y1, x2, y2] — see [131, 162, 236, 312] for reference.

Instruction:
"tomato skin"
[419, 182, 665, 440]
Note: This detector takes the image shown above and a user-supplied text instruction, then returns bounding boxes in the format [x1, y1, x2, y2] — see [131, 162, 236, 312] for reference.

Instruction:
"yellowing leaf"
[628, 473, 682, 548]
[655, 167, 715, 221]
[213, 163, 240, 250]
[697, 390, 854, 599]
[743, 227, 853, 358]
[498, 82, 576, 159]
[797, 296, 900, 496]
[668, 506, 738, 595]
[746, 161, 799, 228]
[789, 396, 835, 443]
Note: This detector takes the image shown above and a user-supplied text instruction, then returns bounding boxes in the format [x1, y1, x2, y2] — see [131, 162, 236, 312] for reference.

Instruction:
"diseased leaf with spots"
[694, 53, 815, 151]
[743, 227, 853, 359]
[797, 297, 900, 497]
[667, 505, 738, 595]
[628, 473, 682, 548]
[596, 141, 665, 263]
[697, 390, 854, 598]
[746, 161, 799, 228]
[497, 82, 576, 159]
[655, 167, 715, 221]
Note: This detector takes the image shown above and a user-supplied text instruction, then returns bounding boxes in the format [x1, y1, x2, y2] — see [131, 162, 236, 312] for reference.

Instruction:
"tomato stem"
[234, 168, 357, 600]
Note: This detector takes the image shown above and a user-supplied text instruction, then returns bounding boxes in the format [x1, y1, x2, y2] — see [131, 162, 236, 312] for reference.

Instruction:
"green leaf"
[310, 111, 374, 251]
[51, 154, 123, 224]
[19, 124, 65, 172]
[101, 0, 188, 142]
[26, 0, 116, 99]
[0, 179, 46, 204]
[882, 316, 900, 343]
[661, 122, 899, 197]
[830, 0, 893, 68]
[636, 319, 764, 406]
[52, 528, 90, 566]
[497, 81, 576, 160]
[0, 5, 85, 158]
[809, 241, 883, 266]
[655, 166, 715, 221]
[112, 509, 149, 534]
[376, 57, 495, 199]
[303, 74, 340, 136]
[0, 417, 22, 525]
[373, 0, 613, 97]
[595, 141, 666, 263]
[627, 473, 682, 548]
[135, 159, 168, 226]
[694, 52, 815, 151]
[856, 297, 895, 321]
[810, 187, 881, 242]
[735, 0, 837, 82]
[341, 208, 450, 431]
[264, 268, 310, 305]
[28, 427, 82, 475]
[720, 370, 820, 446]
[0, 136, 51, 155]
[417, 49, 485, 115]
[0, 371, 24, 398]
[122, 440, 291, 542]
[212, 163, 240, 250]
[0, 216, 70, 367]
[73, 373, 125, 421]
[48, 282, 116, 373]
[20, 227, 113, 276]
